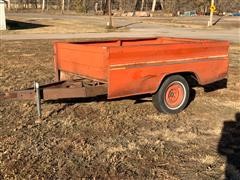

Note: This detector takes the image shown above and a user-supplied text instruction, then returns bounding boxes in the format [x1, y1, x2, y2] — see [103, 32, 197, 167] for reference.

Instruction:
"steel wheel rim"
[164, 81, 187, 110]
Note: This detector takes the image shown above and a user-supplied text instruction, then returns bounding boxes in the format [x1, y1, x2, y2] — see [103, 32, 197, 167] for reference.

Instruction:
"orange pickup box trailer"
[0, 37, 230, 117]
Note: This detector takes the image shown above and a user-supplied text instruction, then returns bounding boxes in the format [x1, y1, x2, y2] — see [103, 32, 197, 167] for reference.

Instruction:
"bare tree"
[34, 0, 38, 9]
[6, 0, 11, 10]
[140, 0, 145, 11]
[160, 0, 164, 10]
[107, 0, 113, 28]
[151, 0, 157, 12]
[133, 0, 138, 12]
[42, 0, 45, 12]
[67, 0, 70, 11]
[62, 0, 65, 13]
[119, 0, 123, 11]
[46, 0, 48, 11]
[18, 0, 24, 9]
[103, 0, 108, 14]
[8, 0, 239, 15]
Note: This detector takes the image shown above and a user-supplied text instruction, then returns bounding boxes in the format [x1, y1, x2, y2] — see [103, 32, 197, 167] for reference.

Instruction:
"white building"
[0, 0, 6, 30]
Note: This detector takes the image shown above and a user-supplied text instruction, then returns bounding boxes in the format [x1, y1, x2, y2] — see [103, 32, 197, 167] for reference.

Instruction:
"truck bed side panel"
[108, 42, 229, 99]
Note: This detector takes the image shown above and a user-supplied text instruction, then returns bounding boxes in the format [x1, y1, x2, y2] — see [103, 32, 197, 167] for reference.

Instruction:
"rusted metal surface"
[0, 79, 107, 101]
[0, 79, 107, 118]
[42, 85, 107, 100]
[54, 37, 229, 99]
[0, 90, 35, 100]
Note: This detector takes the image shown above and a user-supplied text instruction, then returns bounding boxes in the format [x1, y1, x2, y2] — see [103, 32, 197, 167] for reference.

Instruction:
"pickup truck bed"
[54, 37, 229, 99]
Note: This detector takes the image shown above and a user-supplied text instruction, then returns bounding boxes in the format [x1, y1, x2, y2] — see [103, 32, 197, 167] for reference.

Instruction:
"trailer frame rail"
[0, 78, 108, 118]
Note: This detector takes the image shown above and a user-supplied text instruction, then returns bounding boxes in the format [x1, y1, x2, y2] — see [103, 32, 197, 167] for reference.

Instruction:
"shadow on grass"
[45, 94, 152, 106]
[43, 79, 226, 117]
[213, 17, 223, 26]
[218, 113, 240, 180]
[44, 94, 152, 119]
[115, 21, 143, 29]
[44, 87, 197, 117]
[6, 19, 49, 30]
[203, 79, 228, 92]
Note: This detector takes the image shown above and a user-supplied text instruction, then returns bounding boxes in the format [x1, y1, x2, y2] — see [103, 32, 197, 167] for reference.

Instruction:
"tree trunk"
[108, 0, 113, 28]
[152, 0, 157, 12]
[7, 0, 11, 10]
[95, 2, 98, 12]
[133, 0, 138, 13]
[35, 0, 37, 9]
[42, 0, 45, 12]
[26, 0, 29, 8]
[160, 0, 164, 10]
[99, 0, 103, 11]
[67, 0, 70, 11]
[145, 0, 148, 11]
[140, 0, 145, 11]
[46, 0, 48, 11]
[61, 0, 65, 14]
[23, 0, 26, 8]
[18, 0, 22, 9]
[119, 0, 123, 11]
[102, 0, 107, 15]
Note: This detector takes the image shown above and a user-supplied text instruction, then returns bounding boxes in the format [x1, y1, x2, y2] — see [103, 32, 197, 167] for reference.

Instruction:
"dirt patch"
[0, 40, 239, 179]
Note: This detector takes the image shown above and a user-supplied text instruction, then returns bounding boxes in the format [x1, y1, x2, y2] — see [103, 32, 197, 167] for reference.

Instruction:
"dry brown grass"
[0, 40, 239, 179]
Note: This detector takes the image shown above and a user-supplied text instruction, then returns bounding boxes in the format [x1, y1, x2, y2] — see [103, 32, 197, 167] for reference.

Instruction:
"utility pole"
[208, 0, 215, 26]
[107, 0, 113, 28]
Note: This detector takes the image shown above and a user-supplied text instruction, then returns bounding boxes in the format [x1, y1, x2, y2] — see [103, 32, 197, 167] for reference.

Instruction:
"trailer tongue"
[0, 79, 107, 117]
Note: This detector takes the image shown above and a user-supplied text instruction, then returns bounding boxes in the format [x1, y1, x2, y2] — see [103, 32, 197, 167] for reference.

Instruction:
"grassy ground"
[0, 40, 239, 179]
[3, 16, 127, 35]
[3, 14, 239, 36]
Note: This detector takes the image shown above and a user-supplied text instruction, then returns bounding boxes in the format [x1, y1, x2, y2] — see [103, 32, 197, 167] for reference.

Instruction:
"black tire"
[152, 75, 190, 114]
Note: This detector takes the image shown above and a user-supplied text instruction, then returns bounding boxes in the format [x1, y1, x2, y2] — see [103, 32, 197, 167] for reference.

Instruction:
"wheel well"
[158, 72, 199, 91]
